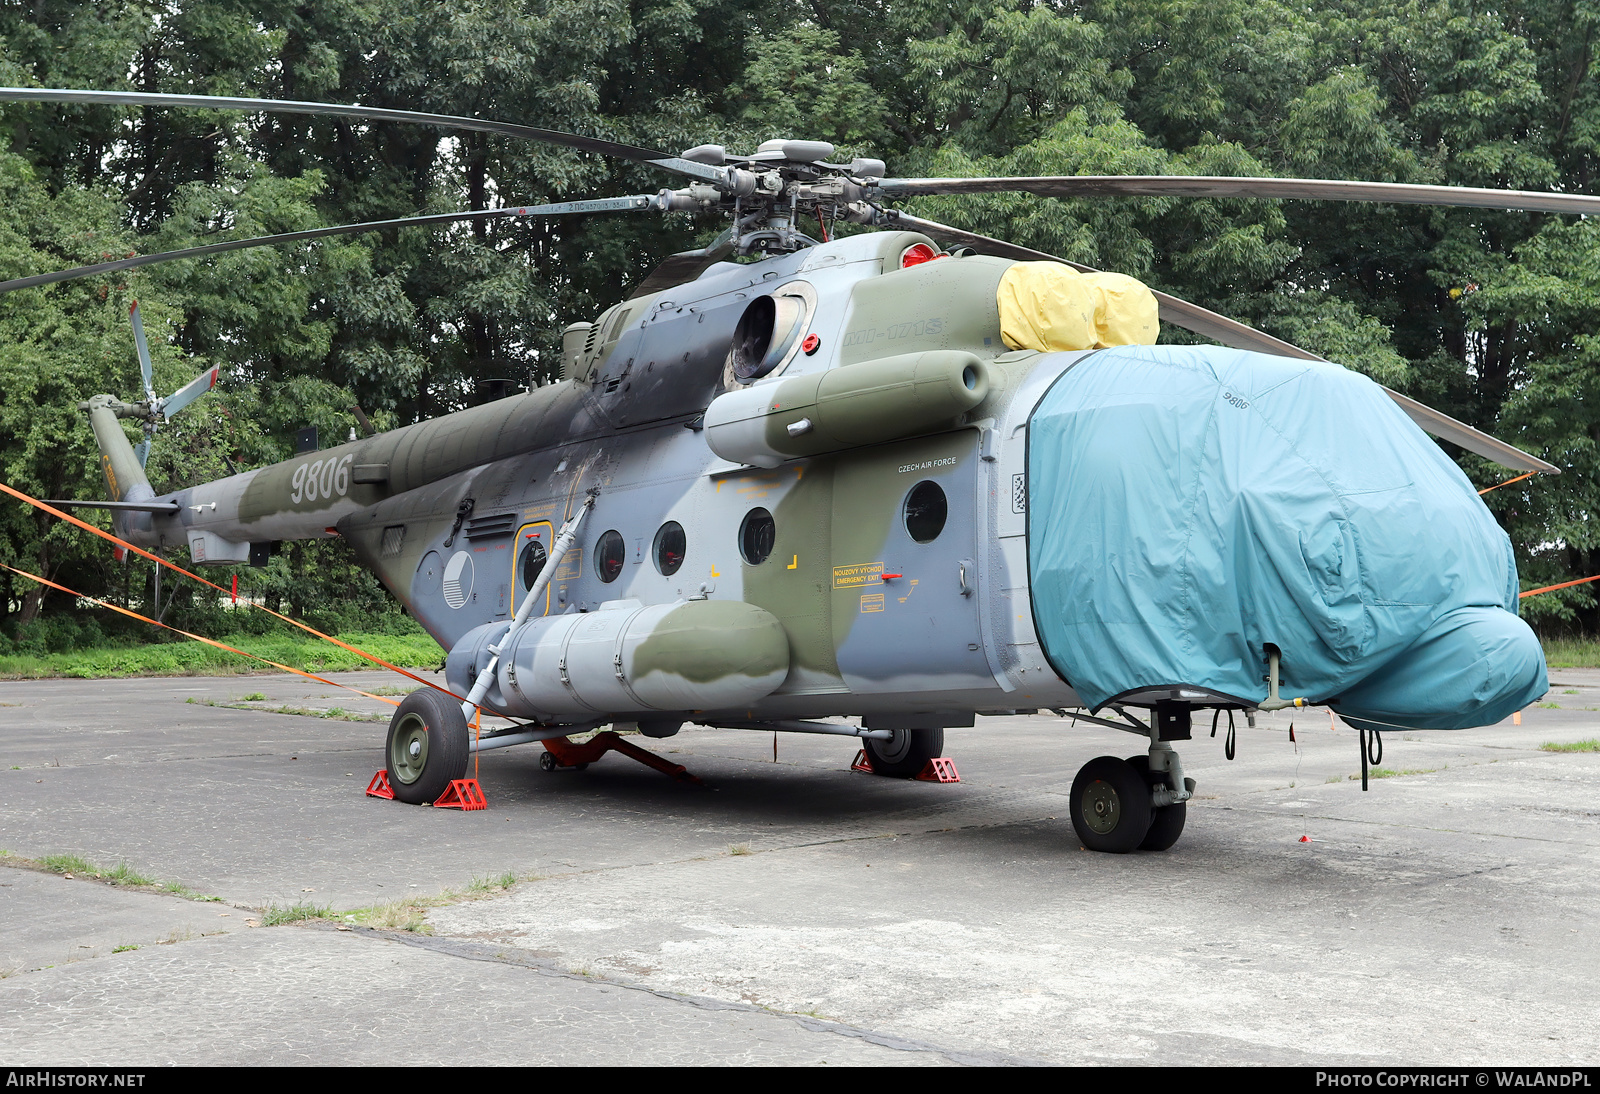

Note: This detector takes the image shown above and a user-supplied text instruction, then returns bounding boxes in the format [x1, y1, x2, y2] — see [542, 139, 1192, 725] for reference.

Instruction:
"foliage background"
[2, 0, 1599, 648]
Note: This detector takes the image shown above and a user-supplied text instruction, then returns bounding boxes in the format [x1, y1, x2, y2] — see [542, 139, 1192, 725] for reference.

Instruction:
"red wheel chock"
[366, 770, 487, 810]
[434, 778, 487, 811]
[365, 770, 395, 799]
[543, 731, 702, 786]
[850, 749, 875, 773]
[917, 757, 961, 783]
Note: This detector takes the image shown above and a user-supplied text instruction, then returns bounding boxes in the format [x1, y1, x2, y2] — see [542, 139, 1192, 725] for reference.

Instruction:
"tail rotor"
[126, 299, 218, 467]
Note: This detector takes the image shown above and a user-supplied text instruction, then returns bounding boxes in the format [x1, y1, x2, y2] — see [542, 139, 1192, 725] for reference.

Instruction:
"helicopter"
[0, 86, 1574, 854]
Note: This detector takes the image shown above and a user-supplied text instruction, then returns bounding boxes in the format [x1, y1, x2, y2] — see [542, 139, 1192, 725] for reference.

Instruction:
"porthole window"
[519, 535, 549, 590]
[904, 481, 948, 543]
[594, 529, 625, 583]
[653, 521, 686, 576]
[739, 508, 776, 565]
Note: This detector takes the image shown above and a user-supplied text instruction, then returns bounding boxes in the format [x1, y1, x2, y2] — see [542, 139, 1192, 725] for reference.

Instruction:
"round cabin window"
[653, 521, 686, 576]
[519, 535, 549, 590]
[904, 481, 948, 543]
[594, 529, 626, 583]
[739, 508, 776, 565]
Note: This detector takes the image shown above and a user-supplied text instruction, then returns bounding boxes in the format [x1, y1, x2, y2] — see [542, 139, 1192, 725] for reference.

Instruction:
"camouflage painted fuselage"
[115, 230, 1082, 725]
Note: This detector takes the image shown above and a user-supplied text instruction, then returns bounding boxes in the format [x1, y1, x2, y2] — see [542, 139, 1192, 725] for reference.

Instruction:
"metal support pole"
[460, 490, 597, 722]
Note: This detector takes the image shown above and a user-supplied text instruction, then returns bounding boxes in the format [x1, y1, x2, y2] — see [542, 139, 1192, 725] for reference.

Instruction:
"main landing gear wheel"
[1128, 755, 1187, 852]
[1069, 756, 1153, 854]
[384, 688, 469, 805]
[863, 726, 944, 778]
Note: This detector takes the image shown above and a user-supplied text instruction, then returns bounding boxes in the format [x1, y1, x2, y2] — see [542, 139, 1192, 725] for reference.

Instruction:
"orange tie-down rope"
[1479, 471, 1537, 495]
[1520, 574, 1600, 599]
[2, 564, 399, 707]
[0, 480, 457, 698]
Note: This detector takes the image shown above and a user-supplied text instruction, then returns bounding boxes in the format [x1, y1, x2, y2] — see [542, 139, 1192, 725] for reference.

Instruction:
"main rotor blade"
[0, 88, 725, 183]
[876, 175, 1600, 216]
[882, 210, 1559, 474]
[0, 195, 661, 294]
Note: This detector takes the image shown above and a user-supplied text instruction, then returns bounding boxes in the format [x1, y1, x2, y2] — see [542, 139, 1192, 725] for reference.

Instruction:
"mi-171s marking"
[2, 86, 1567, 854]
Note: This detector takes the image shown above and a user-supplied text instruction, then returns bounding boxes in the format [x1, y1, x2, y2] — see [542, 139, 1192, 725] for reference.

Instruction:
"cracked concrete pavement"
[1, 670, 1597, 1064]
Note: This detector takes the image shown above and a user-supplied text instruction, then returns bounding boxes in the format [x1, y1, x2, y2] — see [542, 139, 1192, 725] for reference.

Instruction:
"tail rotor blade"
[161, 366, 219, 419]
[129, 300, 157, 405]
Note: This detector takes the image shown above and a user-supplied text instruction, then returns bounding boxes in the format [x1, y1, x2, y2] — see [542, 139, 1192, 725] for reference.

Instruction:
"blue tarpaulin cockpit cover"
[1026, 344, 1547, 731]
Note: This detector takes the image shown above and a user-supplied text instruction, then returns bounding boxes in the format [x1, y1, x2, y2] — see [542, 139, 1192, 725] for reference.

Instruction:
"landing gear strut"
[1069, 702, 1196, 853]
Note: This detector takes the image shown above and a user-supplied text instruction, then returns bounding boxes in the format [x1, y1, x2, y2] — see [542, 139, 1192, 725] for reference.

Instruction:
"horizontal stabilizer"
[45, 499, 181, 513]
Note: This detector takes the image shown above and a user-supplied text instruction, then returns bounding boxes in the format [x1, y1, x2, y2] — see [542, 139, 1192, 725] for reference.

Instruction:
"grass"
[261, 901, 332, 926]
[4, 849, 220, 900]
[1540, 739, 1600, 753]
[38, 853, 95, 876]
[344, 868, 528, 934]
[100, 862, 157, 887]
[348, 899, 433, 933]
[1538, 701, 1561, 709]
[111, 944, 138, 954]
[727, 843, 752, 856]
[192, 698, 387, 723]
[1540, 637, 1600, 669]
[238, 692, 267, 702]
[1351, 767, 1439, 779]
[0, 629, 444, 680]
[468, 870, 519, 893]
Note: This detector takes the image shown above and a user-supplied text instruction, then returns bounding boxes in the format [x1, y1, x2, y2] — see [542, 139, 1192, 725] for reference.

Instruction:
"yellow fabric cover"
[997, 262, 1097, 351]
[1083, 271, 1159, 348]
[996, 262, 1159, 351]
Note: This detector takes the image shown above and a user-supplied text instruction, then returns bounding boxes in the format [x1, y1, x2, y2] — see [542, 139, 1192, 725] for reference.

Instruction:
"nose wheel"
[1127, 754, 1187, 851]
[1069, 756, 1153, 853]
[1069, 753, 1190, 853]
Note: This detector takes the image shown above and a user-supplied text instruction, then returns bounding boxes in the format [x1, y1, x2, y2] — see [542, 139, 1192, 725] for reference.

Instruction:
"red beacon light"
[900, 243, 944, 268]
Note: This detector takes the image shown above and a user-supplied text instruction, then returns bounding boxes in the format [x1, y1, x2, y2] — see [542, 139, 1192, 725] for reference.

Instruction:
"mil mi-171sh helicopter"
[0, 87, 1575, 853]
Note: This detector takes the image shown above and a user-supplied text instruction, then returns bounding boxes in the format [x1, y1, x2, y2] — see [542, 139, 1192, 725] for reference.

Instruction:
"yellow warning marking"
[511, 521, 555, 616]
[896, 577, 919, 604]
[787, 555, 798, 569]
[711, 565, 720, 578]
[832, 562, 884, 589]
[859, 592, 885, 613]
